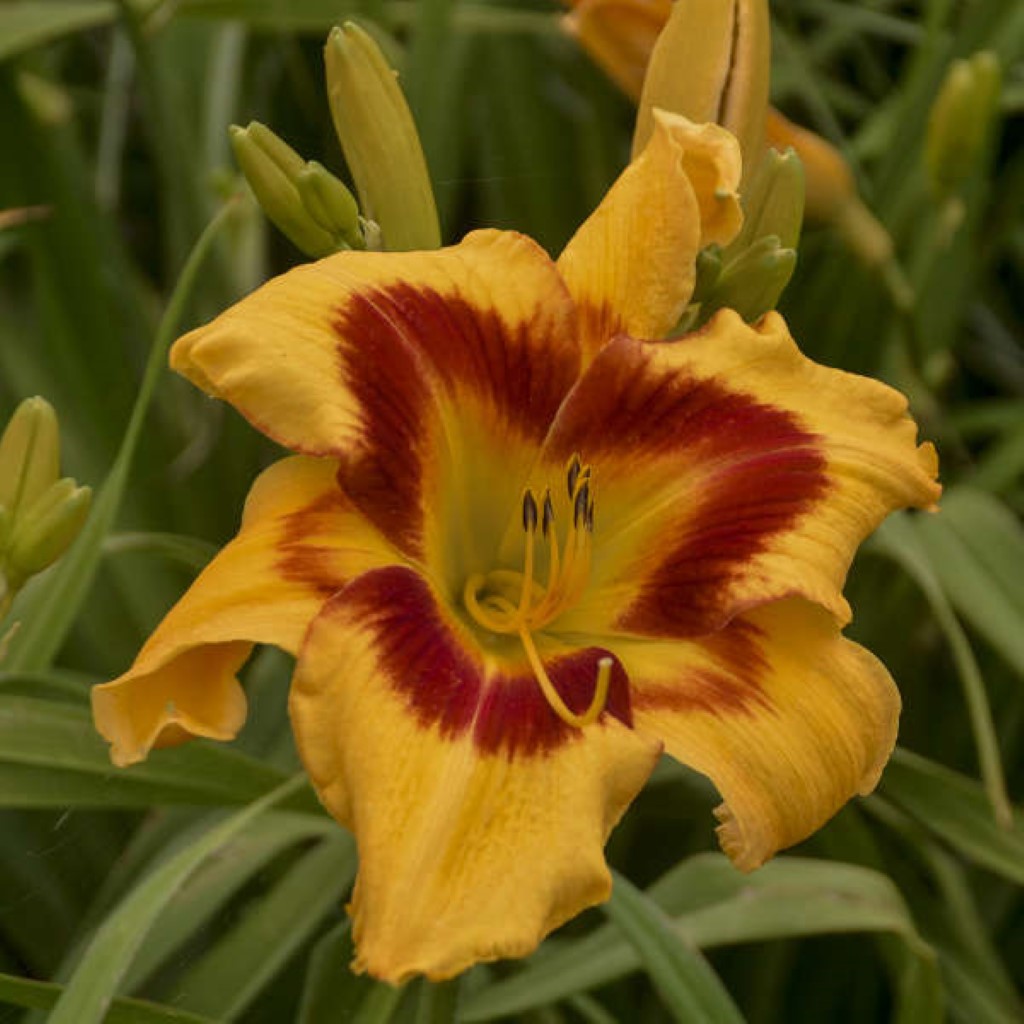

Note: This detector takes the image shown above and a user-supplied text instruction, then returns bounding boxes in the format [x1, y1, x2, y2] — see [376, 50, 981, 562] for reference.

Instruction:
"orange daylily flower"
[92, 112, 939, 983]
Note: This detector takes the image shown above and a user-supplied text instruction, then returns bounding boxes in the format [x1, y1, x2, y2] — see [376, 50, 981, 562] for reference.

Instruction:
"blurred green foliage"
[0, 0, 1022, 1021]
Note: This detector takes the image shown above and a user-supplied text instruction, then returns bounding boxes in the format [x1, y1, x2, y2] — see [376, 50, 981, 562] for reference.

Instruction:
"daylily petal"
[557, 110, 740, 366]
[542, 311, 939, 638]
[91, 456, 396, 766]
[290, 565, 661, 982]
[563, 0, 671, 101]
[171, 231, 580, 562]
[619, 598, 900, 870]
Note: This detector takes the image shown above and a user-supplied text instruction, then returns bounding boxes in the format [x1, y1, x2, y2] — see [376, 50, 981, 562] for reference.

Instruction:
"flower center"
[462, 454, 610, 729]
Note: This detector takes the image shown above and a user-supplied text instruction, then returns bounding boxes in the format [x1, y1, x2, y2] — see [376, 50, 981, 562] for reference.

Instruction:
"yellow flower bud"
[325, 22, 441, 252]
[5, 479, 91, 587]
[229, 122, 339, 258]
[0, 396, 60, 525]
[633, 0, 770, 185]
[926, 52, 1001, 200]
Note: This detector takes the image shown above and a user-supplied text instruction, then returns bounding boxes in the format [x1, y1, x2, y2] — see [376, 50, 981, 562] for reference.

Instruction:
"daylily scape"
[92, 112, 939, 982]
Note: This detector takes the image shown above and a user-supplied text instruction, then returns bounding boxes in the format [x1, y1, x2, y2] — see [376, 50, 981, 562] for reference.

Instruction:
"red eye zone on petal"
[343, 567, 634, 759]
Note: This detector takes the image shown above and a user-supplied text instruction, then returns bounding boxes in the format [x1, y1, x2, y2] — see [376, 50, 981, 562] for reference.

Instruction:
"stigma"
[463, 454, 608, 729]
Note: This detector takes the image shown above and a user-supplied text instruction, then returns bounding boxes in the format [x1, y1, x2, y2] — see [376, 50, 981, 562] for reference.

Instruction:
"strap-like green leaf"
[603, 870, 746, 1024]
[47, 773, 308, 1024]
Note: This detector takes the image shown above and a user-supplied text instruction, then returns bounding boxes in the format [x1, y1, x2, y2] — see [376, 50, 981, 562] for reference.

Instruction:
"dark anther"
[522, 489, 539, 532]
[542, 490, 555, 536]
[567, 454, 582, 499]
[585, 499, 595, 533]
[573, 482, 590, 528]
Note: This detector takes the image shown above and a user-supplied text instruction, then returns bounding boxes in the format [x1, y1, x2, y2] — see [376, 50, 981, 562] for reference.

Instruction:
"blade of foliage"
[103, 532, 218, 573]
[877, 748, 1024, 885]
[124, 813, 339, 991]
[461, 855, 935, 1021]
[0, 696, 313, 807]
[911, 491, 1024, 677]
[47, 774, 308, 1024]
[603, 870, 745, 1024]
[0, 3, 116, 62]
[869, 512, 1012, 825]
[166, 832, 357, 1019]
[4, 200, 240, 672]
[298, 920, 406, 1024]
[0, 971, 215, 1024]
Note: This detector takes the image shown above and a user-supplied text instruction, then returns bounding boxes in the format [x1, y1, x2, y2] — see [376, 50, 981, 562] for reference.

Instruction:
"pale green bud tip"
[733, 147, 806, 254]
[230, 123, 340, 259]
[297, 162, 365, 250]
[5, 480, 91, 583]
[325, 21, 441, 251]
[0, 396, 61, 519]
[926, 51, 1002, 199]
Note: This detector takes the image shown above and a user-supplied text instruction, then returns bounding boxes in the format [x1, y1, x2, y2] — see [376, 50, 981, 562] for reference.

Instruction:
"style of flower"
[92, 113, 939, 982]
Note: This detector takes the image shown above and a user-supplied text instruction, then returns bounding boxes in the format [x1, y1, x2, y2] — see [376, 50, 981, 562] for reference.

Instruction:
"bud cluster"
[0, 397, 90, 622]
[687, 146, 805, 327]
[233, 21, 440, 258]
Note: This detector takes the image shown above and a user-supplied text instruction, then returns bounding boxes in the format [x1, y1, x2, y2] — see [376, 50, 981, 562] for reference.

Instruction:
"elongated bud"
[926, 52, 1001, 200]
[730, 147, 805, 254]
[6, 480, 91, 585]
[230, 123, 339, 258]
[633, 0, 770, 185]
[0, 397, 60, 523]
[766, 109, 901, 288]
[325, 22, 441, 251]
[296, 162, 366, 250]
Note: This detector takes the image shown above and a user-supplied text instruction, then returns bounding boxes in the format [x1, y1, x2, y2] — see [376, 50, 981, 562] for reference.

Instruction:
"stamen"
[566, 453, 582, 498]
[573, 482, 590, 529]
[541, 490, 554, 537]
[521, 489, 538, 533]
[463, 460, 606, 731]
[463, 573, 515, 634]
[519, 629, 611, 728]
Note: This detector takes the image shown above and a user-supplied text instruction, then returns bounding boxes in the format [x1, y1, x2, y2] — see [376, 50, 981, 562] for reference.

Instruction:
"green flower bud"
[5, 479, 91, 586]
[296, 161, 365, 250]
[325, 22, 441, 251]
[690, 245, 723, 305]
[230, 122, 339, 258]
[0, 397, 60, 524]
[730, 147, 805, 255]
[926, 52, 1001, 200]
[701, 235, 797, 324]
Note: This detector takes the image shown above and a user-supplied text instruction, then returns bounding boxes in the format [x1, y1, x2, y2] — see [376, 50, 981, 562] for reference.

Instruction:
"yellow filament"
[462, 459, 607, 729]
[463, 573, 514, 634]
[519, 628, 611, 728]
[517, 525, 535, 618]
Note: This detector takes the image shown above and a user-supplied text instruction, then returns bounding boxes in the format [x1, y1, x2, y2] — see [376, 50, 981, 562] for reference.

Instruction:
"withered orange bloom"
[92, 112, 939, 983]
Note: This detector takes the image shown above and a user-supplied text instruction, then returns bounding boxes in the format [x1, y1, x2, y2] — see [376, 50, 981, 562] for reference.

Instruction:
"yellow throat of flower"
[463, 454, 610, 728]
